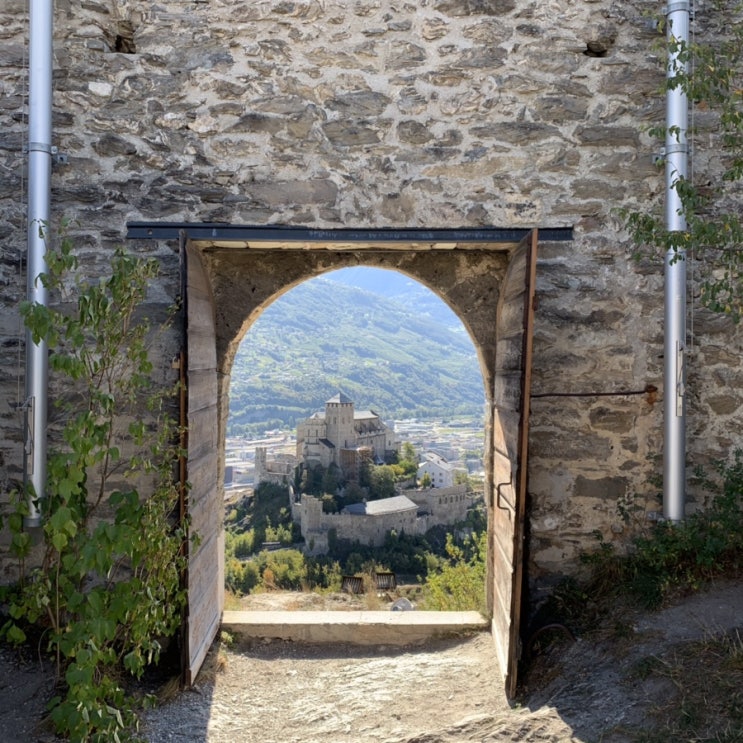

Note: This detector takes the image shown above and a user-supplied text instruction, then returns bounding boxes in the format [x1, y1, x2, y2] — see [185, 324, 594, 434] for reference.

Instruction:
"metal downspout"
[23, 0, 53, 527]
[663, 0, 689, 522]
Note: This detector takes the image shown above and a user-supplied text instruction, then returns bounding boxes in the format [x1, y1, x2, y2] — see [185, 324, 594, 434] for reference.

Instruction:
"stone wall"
[407, 484, 470, 528]
[254, 447, 297, 486]
[293, 485, 469, 552]
[2, 0, 742, 590]
[294, 492, 420, 551]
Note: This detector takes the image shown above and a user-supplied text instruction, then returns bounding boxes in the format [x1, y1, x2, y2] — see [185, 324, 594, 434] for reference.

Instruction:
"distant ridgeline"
[228, 275, 485, 434]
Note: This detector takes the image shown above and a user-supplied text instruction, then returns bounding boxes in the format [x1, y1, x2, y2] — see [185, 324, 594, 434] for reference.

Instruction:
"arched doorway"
[223, 265, 487, 603]
[175, 226, 541, 696]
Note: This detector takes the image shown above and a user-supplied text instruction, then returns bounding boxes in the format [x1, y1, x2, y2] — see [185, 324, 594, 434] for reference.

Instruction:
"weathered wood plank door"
[182, 239, 223, 685]
[490, 229, 537, 698]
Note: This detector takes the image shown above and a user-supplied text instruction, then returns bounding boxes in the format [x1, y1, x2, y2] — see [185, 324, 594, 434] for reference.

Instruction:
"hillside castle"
[296, 393, 399, 479]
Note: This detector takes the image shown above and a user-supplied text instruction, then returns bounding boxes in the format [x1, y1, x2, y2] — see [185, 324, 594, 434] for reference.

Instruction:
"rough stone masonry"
[1, 0, 741, 593]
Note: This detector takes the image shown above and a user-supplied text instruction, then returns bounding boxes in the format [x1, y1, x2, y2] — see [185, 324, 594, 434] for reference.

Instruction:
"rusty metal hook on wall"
[496, 475, 514, 512]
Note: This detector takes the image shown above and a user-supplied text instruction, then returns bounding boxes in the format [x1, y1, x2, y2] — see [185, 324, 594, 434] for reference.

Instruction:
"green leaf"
[7, 624, 27, 645]
[58, 476, 80, 499]
[49, 505, 73, 533]
[11, 531, 32, 558]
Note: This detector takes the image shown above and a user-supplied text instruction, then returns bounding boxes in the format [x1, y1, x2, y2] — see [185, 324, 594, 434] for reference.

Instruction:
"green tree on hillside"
[322, 463, 341, 495]
[299, 463, 324, 495]
[421, 532, 487, 614]
[369, 465, 396, 500]
[399, 441, 419, 480]
[343, 482, 365, 505]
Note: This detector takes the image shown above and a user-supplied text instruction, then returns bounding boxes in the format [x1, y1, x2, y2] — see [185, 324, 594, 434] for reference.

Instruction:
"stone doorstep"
[221, 610, 489, 645]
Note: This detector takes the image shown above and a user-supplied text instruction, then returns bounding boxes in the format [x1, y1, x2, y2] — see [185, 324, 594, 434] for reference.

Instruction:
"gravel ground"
[2, 581, 741, 743]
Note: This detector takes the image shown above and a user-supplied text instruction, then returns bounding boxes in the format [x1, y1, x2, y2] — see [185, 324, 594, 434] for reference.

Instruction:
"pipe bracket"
[26, 142, 68, 164]
[26, 141, 55, 154]
[664, 143, 688, 156]
[654, 144, 689, 165]
[664, 1, 690, 15]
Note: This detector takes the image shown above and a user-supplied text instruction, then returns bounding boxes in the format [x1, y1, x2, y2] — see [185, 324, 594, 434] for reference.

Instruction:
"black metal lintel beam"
[126, 222, 573, 244]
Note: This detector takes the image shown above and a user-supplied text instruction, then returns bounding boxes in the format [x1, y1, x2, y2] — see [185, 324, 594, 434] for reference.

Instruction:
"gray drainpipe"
[23, 0, 53, 527]
[663, 0, 689, 522]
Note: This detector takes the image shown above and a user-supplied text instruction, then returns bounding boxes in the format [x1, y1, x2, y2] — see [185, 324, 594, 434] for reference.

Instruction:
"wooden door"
[490, 229, 537, 698]
[182, 239, 223, 685]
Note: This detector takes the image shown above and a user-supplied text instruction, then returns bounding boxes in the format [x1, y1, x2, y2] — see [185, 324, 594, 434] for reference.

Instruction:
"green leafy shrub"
[368, 465, 397, 500]
[397, 442, 419, 480]
[581, 451, 743, 610]
[264, 520, 294, 546]
[254, 549, 307, 590]
[1, 238, 187, 741]
[419, 532, 487, 614]
[226, 529, 257, 558]
[304, 558, 343, 592]
[225, 557, 260, 595]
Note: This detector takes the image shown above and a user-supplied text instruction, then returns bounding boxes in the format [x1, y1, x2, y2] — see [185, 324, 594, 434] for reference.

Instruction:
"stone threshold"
[222, 610, 489, 645]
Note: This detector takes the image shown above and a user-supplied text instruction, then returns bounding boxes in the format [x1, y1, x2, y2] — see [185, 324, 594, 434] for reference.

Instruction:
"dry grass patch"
[622, 629, 743, 742]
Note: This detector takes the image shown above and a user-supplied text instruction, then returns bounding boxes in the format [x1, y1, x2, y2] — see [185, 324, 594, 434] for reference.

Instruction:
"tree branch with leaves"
[1, 235, 189, 742]
[625, 1, 743, 320]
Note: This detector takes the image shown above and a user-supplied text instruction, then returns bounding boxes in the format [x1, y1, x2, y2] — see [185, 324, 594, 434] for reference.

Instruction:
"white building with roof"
[417, 451, 465, 489]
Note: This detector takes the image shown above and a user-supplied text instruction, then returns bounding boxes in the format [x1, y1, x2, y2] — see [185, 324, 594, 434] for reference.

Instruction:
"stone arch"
[179, 227, 544, 696]
[212, 249, 509, 404]
[222, 258, 501, 410]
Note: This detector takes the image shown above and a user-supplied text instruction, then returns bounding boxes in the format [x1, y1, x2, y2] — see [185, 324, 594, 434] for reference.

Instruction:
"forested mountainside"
[321, 267, 463, 329]
[228, 271, 484, 435]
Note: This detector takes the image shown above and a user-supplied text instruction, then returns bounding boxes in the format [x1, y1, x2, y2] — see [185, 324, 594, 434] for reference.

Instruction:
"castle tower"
[324, 392, 355, 464]
[255, 446, 267, 483]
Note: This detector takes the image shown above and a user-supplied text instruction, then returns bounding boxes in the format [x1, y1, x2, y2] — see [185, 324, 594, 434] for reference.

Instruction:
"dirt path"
[2, 581, 741, 742]
[140, 579, 743, 743]
[141, 633, 580, 743]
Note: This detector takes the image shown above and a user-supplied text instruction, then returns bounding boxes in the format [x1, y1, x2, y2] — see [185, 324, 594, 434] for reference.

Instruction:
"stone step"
[222, 610, 489, 646]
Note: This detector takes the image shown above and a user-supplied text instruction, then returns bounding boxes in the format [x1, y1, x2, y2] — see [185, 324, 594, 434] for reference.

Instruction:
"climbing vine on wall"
[1, 236, 188, 742]
[625, 1, 743, 320]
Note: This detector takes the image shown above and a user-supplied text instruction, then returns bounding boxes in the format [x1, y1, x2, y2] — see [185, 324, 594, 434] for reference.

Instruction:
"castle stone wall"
[294, 493, 420, 551]
[2, 1, 742, 590]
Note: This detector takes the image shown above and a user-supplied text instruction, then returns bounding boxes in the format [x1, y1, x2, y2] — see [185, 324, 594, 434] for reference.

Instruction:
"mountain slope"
[321, 267, 463, 330]
[228, 274, 484, 434]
